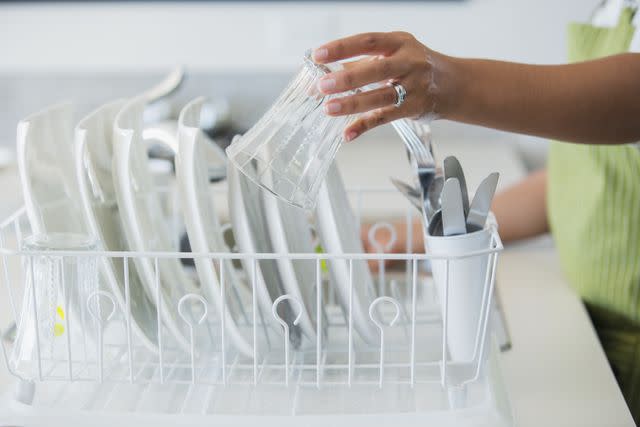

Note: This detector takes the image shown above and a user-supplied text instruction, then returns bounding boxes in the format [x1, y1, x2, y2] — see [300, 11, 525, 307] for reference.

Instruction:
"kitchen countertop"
[0, 137, 634, 426]
[498, 236, 634, 426]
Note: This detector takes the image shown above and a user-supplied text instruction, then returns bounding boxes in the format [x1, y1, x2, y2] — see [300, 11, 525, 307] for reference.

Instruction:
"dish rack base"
[0, 187, 512, 426]
[1, 341, 512, 427]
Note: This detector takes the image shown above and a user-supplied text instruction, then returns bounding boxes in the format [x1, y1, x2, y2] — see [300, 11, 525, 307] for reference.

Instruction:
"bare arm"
[491, 170, 548, 243]
[445, 55, 640, 144]
[362, 170, 549, 263]
[313, 32, 640, 144]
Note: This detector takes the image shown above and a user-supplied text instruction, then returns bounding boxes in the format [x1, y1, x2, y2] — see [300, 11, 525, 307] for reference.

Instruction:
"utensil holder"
[424, 223, 497, 363]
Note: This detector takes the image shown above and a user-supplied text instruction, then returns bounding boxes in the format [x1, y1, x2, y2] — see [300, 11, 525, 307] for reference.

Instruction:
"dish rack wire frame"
[0, 187, 503, 404]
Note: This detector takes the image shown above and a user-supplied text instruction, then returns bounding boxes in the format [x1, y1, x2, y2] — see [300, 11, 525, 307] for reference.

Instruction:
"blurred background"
[0, 0, 601, 199]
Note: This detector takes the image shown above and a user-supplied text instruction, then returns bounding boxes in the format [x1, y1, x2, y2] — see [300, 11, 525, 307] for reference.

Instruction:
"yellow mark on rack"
[54, 305, 65, 336]
[315, 245, 328, 272]
[53, 323, 65, 337]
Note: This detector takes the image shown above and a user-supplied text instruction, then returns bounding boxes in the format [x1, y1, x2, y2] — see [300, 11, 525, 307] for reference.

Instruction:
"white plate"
[75, 99, 159, 352]
[315, 163, 378, 344]
[17, 103, 85, 235]
[176, 98, 254, 357]
[112, 97, 193, 353]
[228, 160, 302, 348]
[16, 103, 100, 358]
[261, 182, 323, 342]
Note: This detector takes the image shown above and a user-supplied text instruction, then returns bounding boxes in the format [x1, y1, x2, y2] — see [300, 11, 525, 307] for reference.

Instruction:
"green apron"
[547, 8, 640, 421]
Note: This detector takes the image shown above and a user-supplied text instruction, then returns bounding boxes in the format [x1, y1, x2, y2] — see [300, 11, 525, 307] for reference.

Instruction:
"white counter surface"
[0, 137, 634, 426]
[498, 236, 634, 426]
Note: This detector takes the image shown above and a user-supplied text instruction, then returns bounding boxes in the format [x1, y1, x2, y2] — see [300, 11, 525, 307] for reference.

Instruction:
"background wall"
[0, 0, 602, 167]
[0, 0, 599, 72]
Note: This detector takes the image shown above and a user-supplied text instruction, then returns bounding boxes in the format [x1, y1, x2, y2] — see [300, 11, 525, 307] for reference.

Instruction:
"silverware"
[428, 209, 443, 236]
[390, 177, 422, 211]
[466, 172, 499, 232]
[444, 156, 470, 216]
[441, 178, 467, 236]
[391, 120, 438, 223]
[390, 177, 421, 200]
[390, 174, 445, 221]
[427, 176, 444, 215]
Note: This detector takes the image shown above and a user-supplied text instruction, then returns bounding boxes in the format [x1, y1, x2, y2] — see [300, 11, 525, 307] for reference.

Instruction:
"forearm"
[491, 169, 549, 243]
[439, 53, 640, 144]
[363, 169, 549, 260]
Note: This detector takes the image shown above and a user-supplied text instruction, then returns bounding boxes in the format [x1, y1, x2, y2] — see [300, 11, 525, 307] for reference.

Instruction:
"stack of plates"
[15, 72, 383, 358]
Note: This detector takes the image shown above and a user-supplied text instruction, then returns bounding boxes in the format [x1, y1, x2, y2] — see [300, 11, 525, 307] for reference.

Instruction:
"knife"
[441, 178, 467, 236]
[466, 172, 499, 233]
[444, 156, 470, 216]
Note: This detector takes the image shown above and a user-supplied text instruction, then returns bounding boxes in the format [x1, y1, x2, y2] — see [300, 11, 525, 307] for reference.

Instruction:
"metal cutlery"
[428, 209, 443, 236]
[390, 177, 422, 211]
[444, 156, 470, 216]
[466, 172, 499, 232]
[391, 119, 438, 224]
[441, 178, 467, 236]
[390, 120, 500, 238]
[391, 175, 445, 221]
[390, 176, 422, 200]
[424, 173, 500, 236]
[427, 176, 444, 215]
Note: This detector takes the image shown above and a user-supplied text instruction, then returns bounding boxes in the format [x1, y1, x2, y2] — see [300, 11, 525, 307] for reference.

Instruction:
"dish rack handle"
[369, 296, 401, 388]
[86, 291, 116, 383]
[272, 295, 303, 386]
[177, 293, 209, 384]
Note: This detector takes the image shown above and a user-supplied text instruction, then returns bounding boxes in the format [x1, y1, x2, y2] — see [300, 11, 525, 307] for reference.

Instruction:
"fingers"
[341, 56, 376, 70]
[313, 32, 404, 64]
[324, 86, 398, 116]
[311, 32, 432, 140]
[344, 105, 405, 141]
[318, 57, 407, 94]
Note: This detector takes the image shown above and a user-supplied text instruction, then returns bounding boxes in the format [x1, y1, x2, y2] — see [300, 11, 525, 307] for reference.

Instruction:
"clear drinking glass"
[14, 233, 99, 373]
[226, 50, 357, 210]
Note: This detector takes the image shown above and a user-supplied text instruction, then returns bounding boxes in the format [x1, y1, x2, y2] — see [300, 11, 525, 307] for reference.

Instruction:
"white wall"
[0, 0, 599, 72]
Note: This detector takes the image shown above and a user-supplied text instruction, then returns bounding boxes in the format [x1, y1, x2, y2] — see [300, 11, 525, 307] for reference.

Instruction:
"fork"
[391, 119, 439, 224]
[404, 121, 444, 216]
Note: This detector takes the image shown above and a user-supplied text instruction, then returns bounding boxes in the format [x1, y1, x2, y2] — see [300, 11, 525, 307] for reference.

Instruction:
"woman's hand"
[313, 32, 449, 141]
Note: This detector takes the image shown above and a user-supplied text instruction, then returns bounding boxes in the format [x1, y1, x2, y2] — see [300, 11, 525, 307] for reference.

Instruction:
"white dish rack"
[0, 187, 513, 427]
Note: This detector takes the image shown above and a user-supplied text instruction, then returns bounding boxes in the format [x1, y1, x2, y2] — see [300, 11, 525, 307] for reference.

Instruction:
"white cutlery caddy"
[0, 187, 512, 427]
